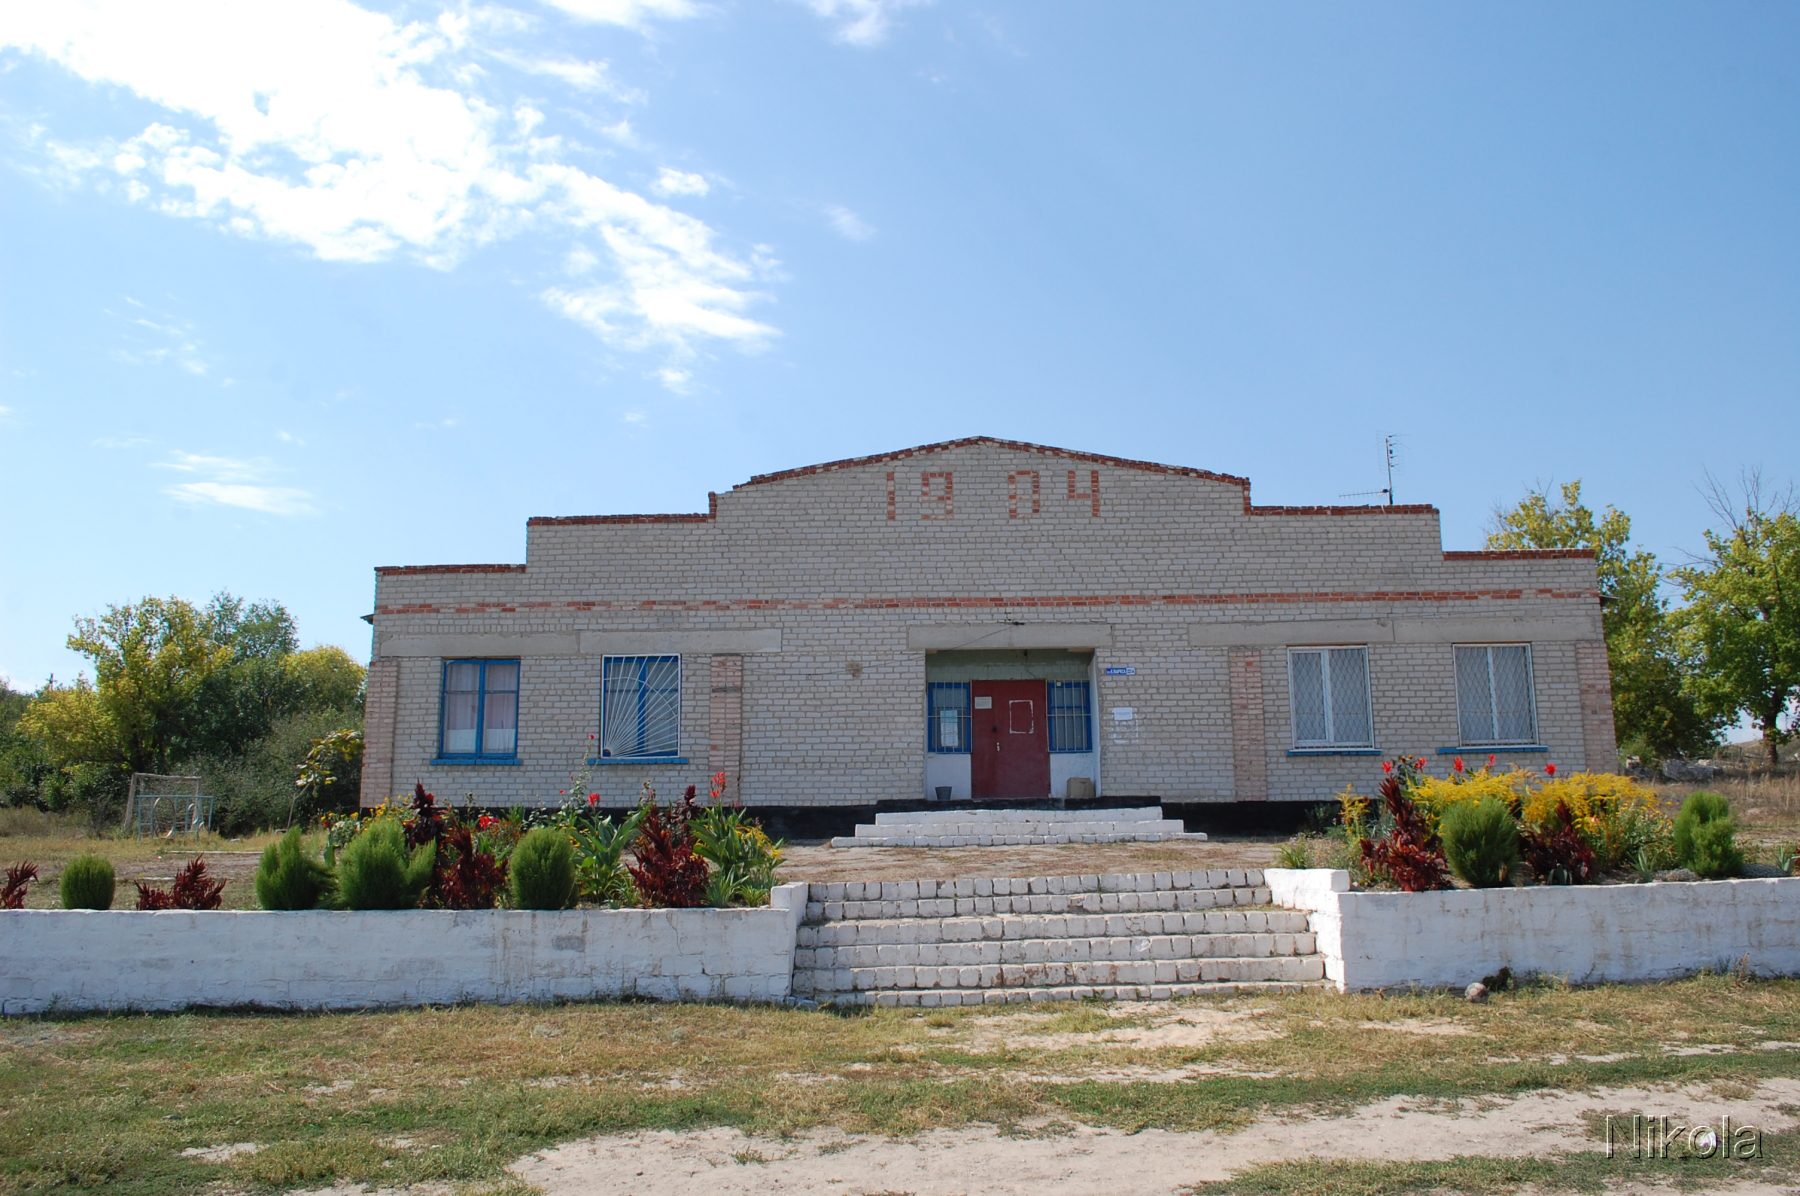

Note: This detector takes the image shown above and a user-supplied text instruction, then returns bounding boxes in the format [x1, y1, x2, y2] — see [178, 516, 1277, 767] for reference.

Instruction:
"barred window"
[599, 655, 681, 759]
[1047, 681, 1093, 752]
[927, 682, 970, 754]
[1456, 645, 1537, 745]
[1288, 647, 1374, 749]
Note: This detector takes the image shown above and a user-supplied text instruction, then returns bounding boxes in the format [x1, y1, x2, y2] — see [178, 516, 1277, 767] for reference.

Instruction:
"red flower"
[1545, 763, 1557, 776]
[1381, 760, 1393, 774]
[1487, 754, 1496, 769]
[1453, 756, 1465, 773]
[477, 815, 494, 830]
[587, 792, 600, 807]
[1414, 757, 1426, 770]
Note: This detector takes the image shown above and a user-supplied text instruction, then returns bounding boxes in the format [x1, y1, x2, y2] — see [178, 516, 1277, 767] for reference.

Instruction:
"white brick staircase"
[828, 805, 1207, 848]
[791, 869, 1326, 1007]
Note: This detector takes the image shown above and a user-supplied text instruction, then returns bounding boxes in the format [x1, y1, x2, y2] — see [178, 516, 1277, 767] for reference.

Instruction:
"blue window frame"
[599, 655, 681, 759]
[438, 659, 520, 760]
[927, 682, 970, 754]
[1047, 680, 1093, 752]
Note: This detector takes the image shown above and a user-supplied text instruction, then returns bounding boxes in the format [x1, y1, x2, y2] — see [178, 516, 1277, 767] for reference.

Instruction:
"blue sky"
[2, 1, 1797, 689]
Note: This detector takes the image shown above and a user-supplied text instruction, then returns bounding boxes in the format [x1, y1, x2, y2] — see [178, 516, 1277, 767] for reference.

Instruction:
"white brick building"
[361, 438, 1616, 811]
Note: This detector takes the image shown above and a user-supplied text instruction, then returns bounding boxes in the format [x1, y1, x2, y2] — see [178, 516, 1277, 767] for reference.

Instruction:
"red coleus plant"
[404, 782, 447, 850]
[428, 822, 507, 910]
[1520, 800, 1595, 885]
[628, 786, 709, 908]
[136, 857, 225, 910]
[1360, 775, 1450, 893]
[2, 862, 38, 909]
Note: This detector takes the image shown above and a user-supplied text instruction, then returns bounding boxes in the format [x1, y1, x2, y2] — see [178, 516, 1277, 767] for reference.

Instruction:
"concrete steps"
[829, 805, 1206, 848]
[791, 869, 1329, 1007]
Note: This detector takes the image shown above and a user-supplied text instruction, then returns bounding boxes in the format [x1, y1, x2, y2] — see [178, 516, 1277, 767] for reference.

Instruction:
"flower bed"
[1267, 867, 1800, 991]
[0, 884, 809, 1014]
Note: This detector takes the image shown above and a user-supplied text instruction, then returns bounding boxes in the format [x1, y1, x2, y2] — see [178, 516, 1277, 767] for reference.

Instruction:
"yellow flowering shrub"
[1408, 769, 1529, 826]
[1522, 771, 1666, 871]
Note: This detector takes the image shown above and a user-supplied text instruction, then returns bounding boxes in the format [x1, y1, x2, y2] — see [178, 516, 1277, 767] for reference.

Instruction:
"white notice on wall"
[973, 696, 993, 709]
[939, 709, 960, 749]
[1112, 707, 1135, 722]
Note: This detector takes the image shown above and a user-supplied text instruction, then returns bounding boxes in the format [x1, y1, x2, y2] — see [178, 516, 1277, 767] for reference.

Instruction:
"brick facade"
[361, 438, 1615, 808]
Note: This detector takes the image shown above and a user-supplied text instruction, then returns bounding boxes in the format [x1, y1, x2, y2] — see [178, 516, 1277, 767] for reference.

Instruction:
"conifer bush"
[1674, 791, 1742, 879]
[59, 854, 115, 909]
[510, 827, 577, 910]
[1439, 797, 1519, 888]
[254, 828, 333, 910]
[334, 820, 434, 910]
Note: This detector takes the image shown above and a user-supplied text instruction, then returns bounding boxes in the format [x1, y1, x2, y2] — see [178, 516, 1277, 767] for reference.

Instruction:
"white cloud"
[489, 50, 644, 101]
[108, 296, 213, 375]
[154, 450, 316, 516]
[277, 429, 305, 446]
[824, 203, 874, 241]
[0, 404, 12, 419]
[535, 0, 700, 29]
[621, 408, 649, 425]
[651, 167, 709, 198]
[2, 0, 777, 367]
[654, 366, 690, 393]
[800, 0, 929, 47]
[413, 415, 463, 430]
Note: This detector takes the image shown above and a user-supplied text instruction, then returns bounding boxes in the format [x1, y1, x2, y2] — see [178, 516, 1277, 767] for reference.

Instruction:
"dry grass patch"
[3, 976, 1797, 1193]
[0, 810, 282, 909]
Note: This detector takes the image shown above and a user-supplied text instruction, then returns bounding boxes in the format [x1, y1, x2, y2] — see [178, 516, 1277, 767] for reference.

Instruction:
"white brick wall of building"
[361, 438, 1615, 809]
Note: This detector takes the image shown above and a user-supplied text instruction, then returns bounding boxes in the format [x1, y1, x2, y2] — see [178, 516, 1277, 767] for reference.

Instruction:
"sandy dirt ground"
[778, 837, 1284, 884]
[509, 1079, 1800, 1196]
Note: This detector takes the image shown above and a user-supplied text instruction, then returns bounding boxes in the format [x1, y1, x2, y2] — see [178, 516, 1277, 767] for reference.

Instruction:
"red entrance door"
[970, 680, 1051, 799]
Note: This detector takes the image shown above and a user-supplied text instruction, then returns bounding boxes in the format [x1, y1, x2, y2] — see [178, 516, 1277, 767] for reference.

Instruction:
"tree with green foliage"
[1671, 480, 1800, 769]
[9, 593, 366, 828]
[1488, 481, 1714, 760]
[66, 596, 231, 775]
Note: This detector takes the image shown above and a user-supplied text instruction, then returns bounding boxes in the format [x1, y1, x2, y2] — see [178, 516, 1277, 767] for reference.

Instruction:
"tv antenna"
[1338, 434, 1398, 505]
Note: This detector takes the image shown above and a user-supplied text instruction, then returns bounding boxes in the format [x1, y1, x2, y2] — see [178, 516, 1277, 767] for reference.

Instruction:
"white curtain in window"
[442, 662, 479, 754]
[1456, 645, 1536, 744]
[482, 661, 519, 755]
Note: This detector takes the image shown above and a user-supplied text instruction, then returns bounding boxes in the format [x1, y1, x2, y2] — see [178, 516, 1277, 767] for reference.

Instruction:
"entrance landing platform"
[829, 806, 1207, 848]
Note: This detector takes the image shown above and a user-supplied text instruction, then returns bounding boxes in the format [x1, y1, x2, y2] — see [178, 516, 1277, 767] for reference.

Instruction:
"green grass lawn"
[2, 975, 1797, 1195]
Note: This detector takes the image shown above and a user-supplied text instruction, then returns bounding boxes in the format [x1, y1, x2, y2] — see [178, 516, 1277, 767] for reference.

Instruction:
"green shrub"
[510, 827, 576, 910]
[691, 805, 783, 906]
[1674, 791, 1742, 879]
[59, 853, 115, 909]
[1273, 838, 1314, 869]
[254, 828, 333, 910]
[1440, 797, 1520, 888]
[333, 820, 434, 910]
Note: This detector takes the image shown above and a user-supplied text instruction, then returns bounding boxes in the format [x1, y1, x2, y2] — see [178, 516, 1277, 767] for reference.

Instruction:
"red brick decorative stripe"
[374, 587, 1596, 617]
[741, 436, 1251, 488]
[1443, 549, 1597, 560]
[373, 564, 526, 575]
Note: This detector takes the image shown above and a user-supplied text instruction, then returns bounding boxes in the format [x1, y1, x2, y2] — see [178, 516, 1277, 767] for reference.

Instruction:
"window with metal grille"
[439, 659, 519, 759]
[1455, 645, 1537, 745]
[1047, 681, 1093, 752]
[599, 655, 681, 759]
[1287, 646, 1374, 748]
[927, 682, 970, 754]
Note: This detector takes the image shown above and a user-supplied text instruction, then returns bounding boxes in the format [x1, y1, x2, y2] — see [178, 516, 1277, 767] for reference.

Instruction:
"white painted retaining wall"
[0, 883, 808, 1014]
[1266, 869, 1800, 991]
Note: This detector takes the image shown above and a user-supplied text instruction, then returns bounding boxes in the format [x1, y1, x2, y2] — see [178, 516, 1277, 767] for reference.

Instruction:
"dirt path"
[779, 837, 1283, 884]
[510, 1078, 1800, 1195]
